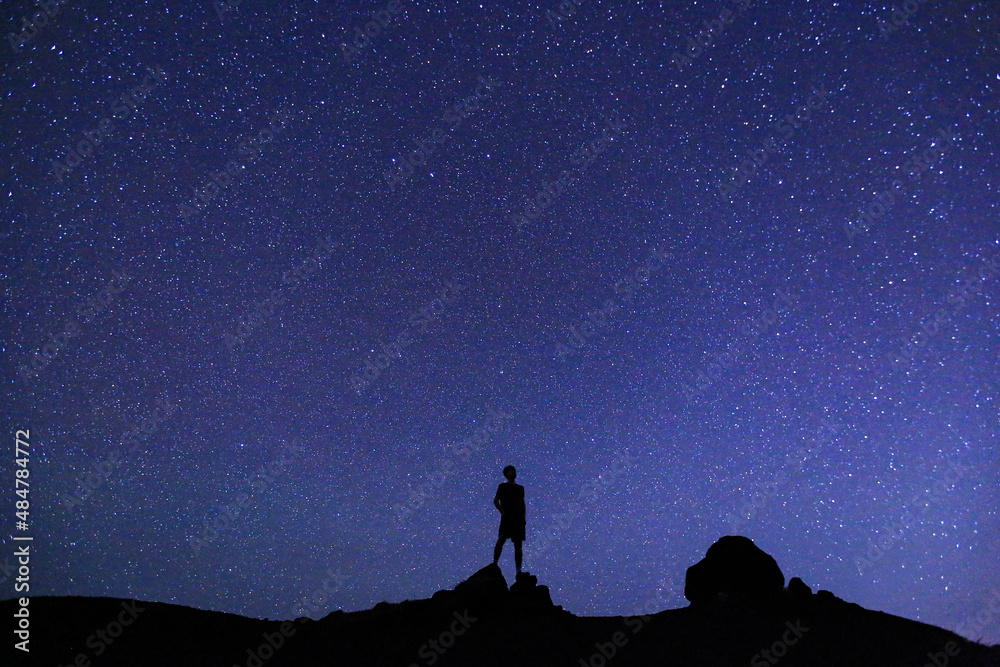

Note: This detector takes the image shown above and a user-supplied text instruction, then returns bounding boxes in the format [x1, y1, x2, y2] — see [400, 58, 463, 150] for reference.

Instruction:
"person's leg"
[514, 540, 523, 573]
[494, 537, 505, 564]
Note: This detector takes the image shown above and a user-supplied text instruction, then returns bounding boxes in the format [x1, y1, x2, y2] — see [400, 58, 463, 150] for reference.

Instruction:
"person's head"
[503, 465, 516, 482]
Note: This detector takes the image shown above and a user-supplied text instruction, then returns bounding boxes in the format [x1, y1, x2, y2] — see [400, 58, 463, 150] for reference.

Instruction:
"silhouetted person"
[493, 465, 525, 574]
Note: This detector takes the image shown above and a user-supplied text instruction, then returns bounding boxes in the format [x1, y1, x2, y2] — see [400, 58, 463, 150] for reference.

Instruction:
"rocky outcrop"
[684, 535, 785, 605]
[7, 543, 1000, 667]
[788, 576, 812, 604]
[509, 571, 555, 610]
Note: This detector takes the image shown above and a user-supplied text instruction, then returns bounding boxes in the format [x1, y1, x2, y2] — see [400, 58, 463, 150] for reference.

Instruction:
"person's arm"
[493, 486, 503, 514]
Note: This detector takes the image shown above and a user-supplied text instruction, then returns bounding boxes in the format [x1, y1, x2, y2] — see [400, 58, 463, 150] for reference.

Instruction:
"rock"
[816, 589, 837, 603]
[510, 571, 538, 592]
[453, 563, 509, 611]
[509, 571, 554, 609]
[431, 588, 458, 605]
[684, 536, 785, 605]
[788, 577, 812, 603]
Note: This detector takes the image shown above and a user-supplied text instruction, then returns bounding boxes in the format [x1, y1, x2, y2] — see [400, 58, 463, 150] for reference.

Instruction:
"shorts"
[498, 515, 525, 542]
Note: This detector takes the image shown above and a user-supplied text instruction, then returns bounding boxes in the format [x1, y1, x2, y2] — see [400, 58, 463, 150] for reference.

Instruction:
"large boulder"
[452, 563, 509, 611]
[684, 536, 784, 605]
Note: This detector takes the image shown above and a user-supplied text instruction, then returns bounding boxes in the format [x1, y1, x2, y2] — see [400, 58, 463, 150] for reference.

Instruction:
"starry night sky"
[3, 0, 999, 647]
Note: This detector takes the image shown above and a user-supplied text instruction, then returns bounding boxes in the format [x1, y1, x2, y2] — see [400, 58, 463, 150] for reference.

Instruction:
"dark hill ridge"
[5, 536, 999, 666]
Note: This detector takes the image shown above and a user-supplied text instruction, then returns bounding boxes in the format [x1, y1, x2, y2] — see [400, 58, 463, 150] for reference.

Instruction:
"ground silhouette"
[5, 536, 998, 666]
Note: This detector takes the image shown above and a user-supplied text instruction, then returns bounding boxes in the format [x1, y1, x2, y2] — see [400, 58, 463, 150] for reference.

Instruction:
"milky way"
[3, 0, 999, 646]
